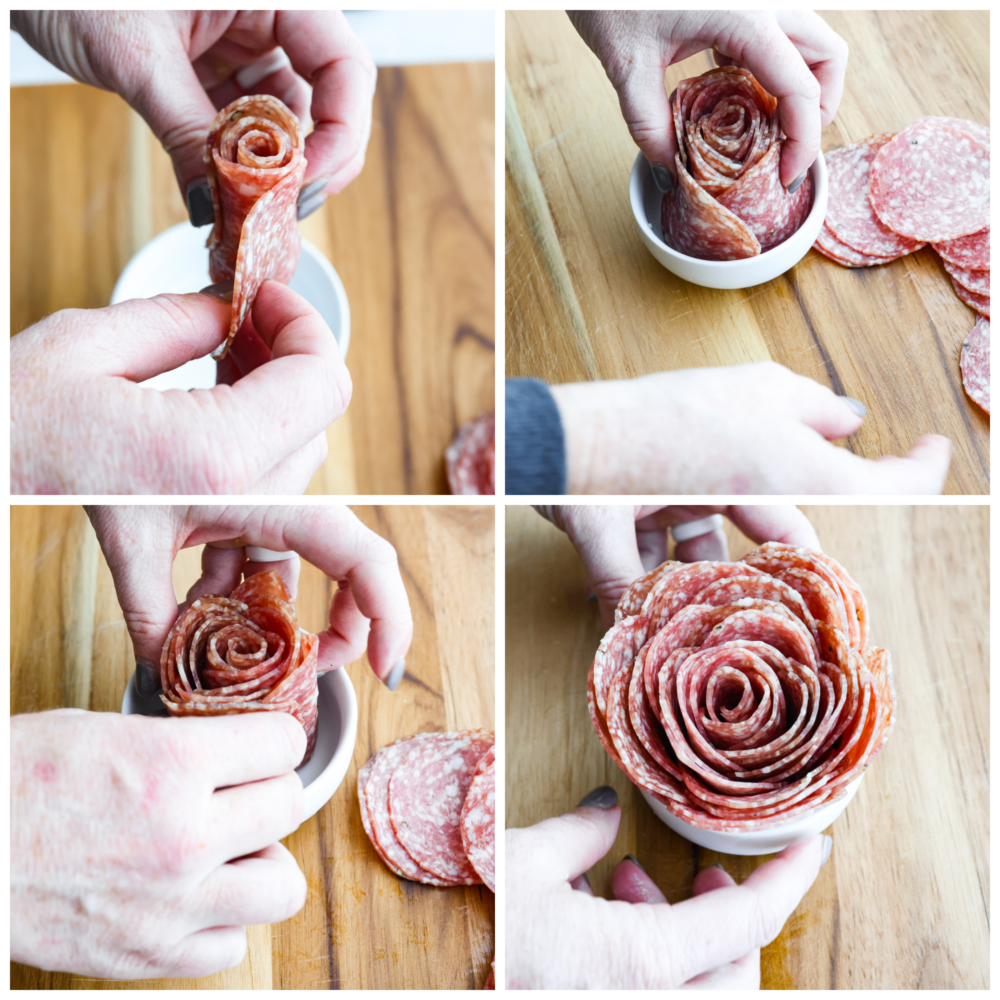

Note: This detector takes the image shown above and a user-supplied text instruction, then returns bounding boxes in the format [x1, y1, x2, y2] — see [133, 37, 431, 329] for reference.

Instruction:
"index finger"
[723, 505, 822, 552]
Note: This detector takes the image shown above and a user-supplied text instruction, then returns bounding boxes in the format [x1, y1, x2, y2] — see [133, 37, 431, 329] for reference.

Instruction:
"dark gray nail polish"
[840, 396, 866, 418]
[186, 181, 214, 227]
[650, 161, 674, 193]
[623, 853, 646, 873]
[787, 172, 807, 195]
[198, 280, 234, 304]
[580, 872, 592, 889]
[385, 659, 406, 692]
[577, 785, 618, 809]
[820, 834, 833, 868]
[297, 192, 326, 221]
[585, 592, 598, 602]
[711, 862, 726, 872]
[299, 174, 331, 202]
[135, 658, 160, 697]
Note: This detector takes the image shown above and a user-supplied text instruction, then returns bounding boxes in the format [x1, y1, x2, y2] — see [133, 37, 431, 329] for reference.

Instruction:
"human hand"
[506, 787, 829, 988]
[568, 10, 848, 186]
[85, 504, 413, 691]
[12, 281, 350, 494]
[550, 362, 950, 496]
[11, 10, 375, 217]
[540, 503, 820, 627]
[11, 708, 308, 979]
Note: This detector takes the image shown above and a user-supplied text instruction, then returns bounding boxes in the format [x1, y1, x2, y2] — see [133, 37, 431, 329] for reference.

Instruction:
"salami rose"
[160, 569, 319, 765]
[588, 543, 895, 832]
[660, 66, 813, 261]
[205, 95, 307, 359]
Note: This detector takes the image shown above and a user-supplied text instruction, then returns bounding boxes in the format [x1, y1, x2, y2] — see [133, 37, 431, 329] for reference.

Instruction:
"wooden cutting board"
[506, 11, 988, 494]
[11, 61, 494, 495]
[504, 503, 988, 988]
[11, 504, 495, 989]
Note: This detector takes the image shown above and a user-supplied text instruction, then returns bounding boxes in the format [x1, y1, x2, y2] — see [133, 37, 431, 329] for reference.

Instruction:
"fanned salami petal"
[205, 95, 306, 359]
[587, 543, 895, 832]
[933, 228, 990, 270]
[951, 277, 991, 318]
[961, 316, 990, 413]
[159, 570, 319, 765]
[460, 750, 495, 892]
[814, 223, 899, 267]
[446, 412, 495, 495]
[941, 258, 990, 297]
[660, 66, 813, 261]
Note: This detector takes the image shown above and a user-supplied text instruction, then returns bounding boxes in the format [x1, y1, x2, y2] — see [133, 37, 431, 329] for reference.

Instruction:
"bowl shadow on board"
[121, 666, 358, 825]
[629, 151, 829, 290]
[110, 222, 350, 392]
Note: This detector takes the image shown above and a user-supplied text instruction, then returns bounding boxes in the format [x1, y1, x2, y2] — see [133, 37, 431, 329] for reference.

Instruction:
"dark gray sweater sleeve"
[505, 378, 567, 494]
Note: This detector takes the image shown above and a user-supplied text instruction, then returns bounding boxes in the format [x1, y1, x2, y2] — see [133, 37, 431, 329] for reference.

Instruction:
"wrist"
[550, 380, 617, 494]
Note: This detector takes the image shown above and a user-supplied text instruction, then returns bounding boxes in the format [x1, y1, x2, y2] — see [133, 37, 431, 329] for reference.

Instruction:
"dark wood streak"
[830, 893, 841, 988]
[454, 323, 495, 353]
[315, 819, 339, 989]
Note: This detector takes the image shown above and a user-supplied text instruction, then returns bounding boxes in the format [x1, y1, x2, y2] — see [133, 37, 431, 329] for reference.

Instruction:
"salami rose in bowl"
[588, 543, 895, 834]
[661, 66, 813, 261]
[160, 570, 319, 765]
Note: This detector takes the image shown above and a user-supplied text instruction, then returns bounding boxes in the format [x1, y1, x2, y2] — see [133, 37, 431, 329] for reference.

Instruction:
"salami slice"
[205, 95, 307, 359]
[823, 135, 925, 258]
[389, 730, 494, 883]
[813, 223, 897, 267]
[951, 276, 991, 318]
[587, 543, 895, 832]
[485, 960, 495, 990]
[460, 750, 495, 892]
[159, 569, 319, 765]
[660, 66, 813, 261]
[933, 228, 990, 270]
[869, 117, 989, 242]
[941, 257, 990, 297]
[446, 412, 495, 495]
[960, 316, 990, 413]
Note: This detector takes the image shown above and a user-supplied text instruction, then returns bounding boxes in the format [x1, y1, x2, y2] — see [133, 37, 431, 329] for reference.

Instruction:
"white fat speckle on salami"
[446, 411, 495, 495]
[941, 257, 990, 297]
[961, 317, 990, 413]
[460, 748, 495, 892]
[205, 95, 306, 359]
[389, 730, 494, 883]
[933, 228, 990, 270]
[814, 223, 898, 267]
[950, 276, 990, 318]
[869, 117, 989, 242]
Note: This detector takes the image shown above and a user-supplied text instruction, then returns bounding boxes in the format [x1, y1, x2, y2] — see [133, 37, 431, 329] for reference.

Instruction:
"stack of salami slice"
[358, 729, 496, 890]
[815, 116, 989, 412]
[587, 543, 896, 833]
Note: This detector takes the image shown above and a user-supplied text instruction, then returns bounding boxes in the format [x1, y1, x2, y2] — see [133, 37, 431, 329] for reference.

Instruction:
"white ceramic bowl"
[629, 150, 828, 289]
[640, 774, 863, 856]
[121, 666, 358, 825]
[110, 222, 350, 391]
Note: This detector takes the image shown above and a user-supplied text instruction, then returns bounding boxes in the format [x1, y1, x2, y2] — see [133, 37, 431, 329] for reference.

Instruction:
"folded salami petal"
[446, 412, 495, 495]
[588, 543, 895, 832]
[961, 316, 990, 413]
[205, 95, 307, 359]
[660, 66, 813, 261]
[159, 569, 319, 765]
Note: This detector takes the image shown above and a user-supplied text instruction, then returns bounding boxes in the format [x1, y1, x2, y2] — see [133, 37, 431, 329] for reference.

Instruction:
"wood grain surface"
[11, 504, 495, 989]
[504, 503, 988, 988]
[505, 11, 989, 494]
[11, 60, 494, 495]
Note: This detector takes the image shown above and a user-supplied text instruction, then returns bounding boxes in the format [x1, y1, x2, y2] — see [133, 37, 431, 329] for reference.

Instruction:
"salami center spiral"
[587, 543, 896, 832]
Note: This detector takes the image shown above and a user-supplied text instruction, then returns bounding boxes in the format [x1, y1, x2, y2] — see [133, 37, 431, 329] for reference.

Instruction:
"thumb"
[614, 54, 678, 186]
[871, 435, 951, 494]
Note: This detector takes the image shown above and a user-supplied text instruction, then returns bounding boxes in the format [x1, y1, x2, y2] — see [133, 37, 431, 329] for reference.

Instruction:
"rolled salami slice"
[446, 412, 495, 495]
[660, 66, 813, 261]
[460, 747, 496, 892]
[933, 228, 990, 270]
[159, 569, 319, 765]
[205, 95, 307, 359]
[587, 543, 895, 832]
[961, 316, 990, 413]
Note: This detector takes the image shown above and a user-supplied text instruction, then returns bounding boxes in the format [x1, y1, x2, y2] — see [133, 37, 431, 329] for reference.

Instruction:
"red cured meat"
[586, 543, 895, 832]
[813, 224, 896, 268]
[823, 135, 924, 258]
[941, 258, 990, 298]
[660, 66, 813, 261]
[933, 228, 990, 270]
[951, 277, 990, 319]
[159, 570, 319, 765]
[205, 95, 306, 359]
[869, 117, 989, 242]
[961, 316, 990, 413]
[446, 412, 495, 495]
[485, 961, 495, 990]
[460, 749, 495, 892]
[388, 730, 494, 884]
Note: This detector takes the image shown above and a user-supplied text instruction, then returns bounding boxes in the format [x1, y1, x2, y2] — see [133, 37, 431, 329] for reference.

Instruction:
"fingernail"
[299, 174, 332, 202]
[580, 872, 592, 889]
[711, 862, 726, 872]
[297, 192, 327, 221]
[384, 659, 406, 692]
[577, 785, 618, 809]
[585, 593, 598, 602]
[623, 853, 646, 873]
[840, 396, 866, 417]
[135, 658, 160, 697]
[787, 172, 807, 194]
[198, 280, 234, 304]
[649, 161, 674, 193]
[820, 834, 833, 868]
[186, 180, 214, 227]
